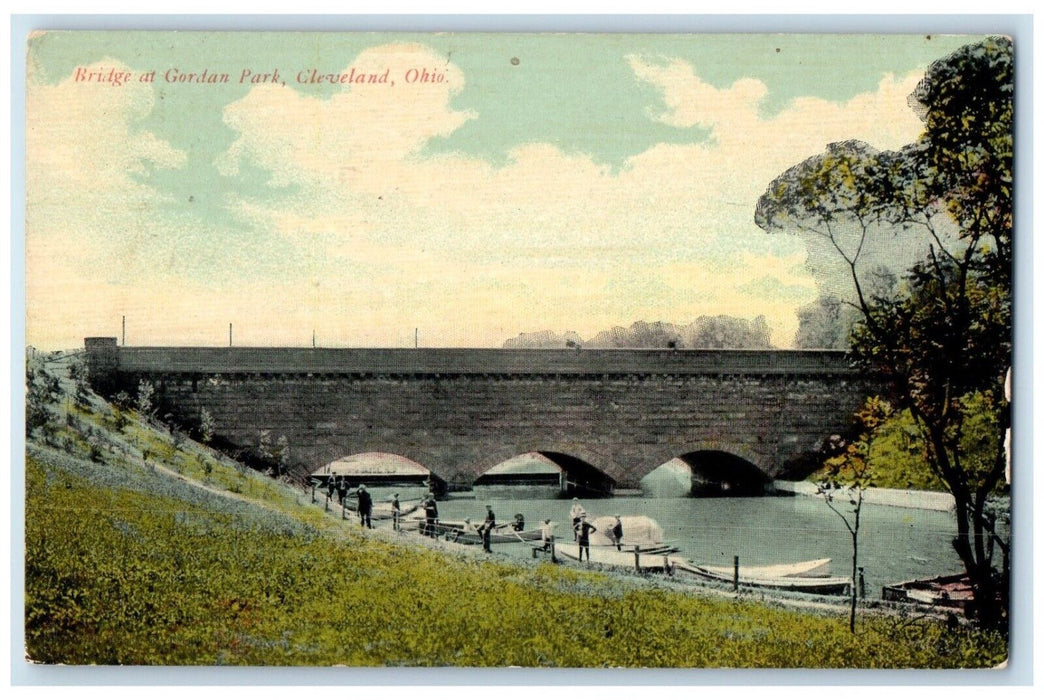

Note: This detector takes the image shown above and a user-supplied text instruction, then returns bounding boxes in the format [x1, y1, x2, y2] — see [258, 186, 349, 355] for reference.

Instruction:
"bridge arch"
[473, 450, 615, 498]
[641, 446, 772, 497]
[309, 451, 444, 493]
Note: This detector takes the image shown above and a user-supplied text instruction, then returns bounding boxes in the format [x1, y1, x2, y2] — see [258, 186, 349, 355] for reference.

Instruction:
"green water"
[367, 488, 963, 598]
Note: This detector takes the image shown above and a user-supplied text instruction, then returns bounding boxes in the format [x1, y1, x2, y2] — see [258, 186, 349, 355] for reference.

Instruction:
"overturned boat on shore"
[672, 558, 850, 595]
[559, 545, 850, 595]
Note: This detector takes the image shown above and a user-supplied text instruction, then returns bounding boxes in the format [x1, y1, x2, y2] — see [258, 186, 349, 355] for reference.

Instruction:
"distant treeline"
[504, 316, 772, 350]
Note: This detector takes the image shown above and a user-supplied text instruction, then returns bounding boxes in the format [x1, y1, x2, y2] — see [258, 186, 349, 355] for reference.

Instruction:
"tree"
[135, 380, 156, 417]
[25, 367, 55, 440]
[275, 435, 290, 477]
[756, 37, 1012, 629]
[199, 407, 215, 445]
[793, 295, 861, 349]
[818, 396, 892, 633]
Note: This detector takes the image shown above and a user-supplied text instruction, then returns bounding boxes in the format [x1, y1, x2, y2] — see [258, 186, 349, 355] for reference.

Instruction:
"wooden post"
[311, 484, 316, 503]
[733, 555, 740, 591]
[342, 501, 346, 520]
[634, 545, 641, 573]
[550, 535, 557, 564]
[858, 567, 866, 599]
[325, 495, 329, 512]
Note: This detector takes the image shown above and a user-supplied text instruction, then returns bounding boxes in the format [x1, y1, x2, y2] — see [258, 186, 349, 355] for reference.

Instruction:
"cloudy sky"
[25, 32, 980, 350]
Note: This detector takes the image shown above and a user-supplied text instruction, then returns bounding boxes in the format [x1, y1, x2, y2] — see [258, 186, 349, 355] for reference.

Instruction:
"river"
[365, 487, 963, 599]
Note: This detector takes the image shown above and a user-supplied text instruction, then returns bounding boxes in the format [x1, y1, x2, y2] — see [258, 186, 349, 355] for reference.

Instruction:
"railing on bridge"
[91, 341, 858, 378]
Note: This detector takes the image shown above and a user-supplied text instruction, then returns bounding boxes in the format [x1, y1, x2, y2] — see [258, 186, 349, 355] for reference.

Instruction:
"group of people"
[324, 481, 399, 530]
[568, 498, 624, 561]
[324, 483, 625, 561]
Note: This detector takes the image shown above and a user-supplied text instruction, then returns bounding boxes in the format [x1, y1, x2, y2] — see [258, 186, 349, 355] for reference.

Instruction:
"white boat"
[694, 557, 833, 579]
[671, 559, 850, 595]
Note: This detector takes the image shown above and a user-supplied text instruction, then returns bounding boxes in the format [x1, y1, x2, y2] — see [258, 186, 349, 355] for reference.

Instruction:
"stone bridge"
[84, 338, 871, 491]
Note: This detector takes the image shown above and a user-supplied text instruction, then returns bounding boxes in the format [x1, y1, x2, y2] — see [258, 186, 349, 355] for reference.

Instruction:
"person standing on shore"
[611, 515, 624, 551]
[356, 484, 373, 529]
[574, 513, 597, 562]
[422, 492, 438, 537]
[569, 498, 585, 541]
[481, 504, 496, 553]
[391, 493, 401, 531]
[540, 518, 554, 551]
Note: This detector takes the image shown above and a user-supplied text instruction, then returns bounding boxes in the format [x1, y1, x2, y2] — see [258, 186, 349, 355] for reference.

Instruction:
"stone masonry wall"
[94, 351, 869, 488]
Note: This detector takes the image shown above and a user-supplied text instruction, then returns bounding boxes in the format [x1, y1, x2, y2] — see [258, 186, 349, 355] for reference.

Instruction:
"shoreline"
[773, 480, 956, 512]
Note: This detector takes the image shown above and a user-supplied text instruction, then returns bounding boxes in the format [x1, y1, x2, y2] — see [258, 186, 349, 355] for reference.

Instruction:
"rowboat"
[441, 523, 544, 545]
[695, 557, 833, 579]
[344, 498, 422, 520]
[556, 543, 679, 570]
[589, 543, 679, 554]
[881, 573, 974, 609]
[671, 559, 851, 595]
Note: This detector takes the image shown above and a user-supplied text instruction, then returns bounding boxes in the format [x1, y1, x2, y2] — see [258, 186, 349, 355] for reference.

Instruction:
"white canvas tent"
[587, 515, 665, 547]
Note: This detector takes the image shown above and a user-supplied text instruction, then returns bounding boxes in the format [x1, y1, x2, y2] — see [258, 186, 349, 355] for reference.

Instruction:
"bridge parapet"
[105, 346, 857, 377]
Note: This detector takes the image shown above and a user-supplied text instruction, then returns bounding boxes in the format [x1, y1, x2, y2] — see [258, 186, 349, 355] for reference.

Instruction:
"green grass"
[23, 357, 1008, 667]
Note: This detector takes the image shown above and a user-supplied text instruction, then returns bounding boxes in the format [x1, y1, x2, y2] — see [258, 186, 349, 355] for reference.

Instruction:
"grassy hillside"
[23, 355, 1007, 667]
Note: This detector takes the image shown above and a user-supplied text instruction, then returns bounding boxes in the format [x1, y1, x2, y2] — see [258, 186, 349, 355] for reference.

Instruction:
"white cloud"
[26, 46, 933, 350]
[26, 59, 189, 349]
[208, 48, 928, 347]
[216, 43, 476, 187]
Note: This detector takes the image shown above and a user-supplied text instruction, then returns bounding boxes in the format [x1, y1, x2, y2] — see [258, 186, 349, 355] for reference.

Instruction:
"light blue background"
[8, 12, 1035, 687]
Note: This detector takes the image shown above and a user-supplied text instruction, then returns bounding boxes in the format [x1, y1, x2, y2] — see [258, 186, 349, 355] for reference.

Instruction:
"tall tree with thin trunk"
[756, 37, 1012, 630]
[817, 396, 892, 633]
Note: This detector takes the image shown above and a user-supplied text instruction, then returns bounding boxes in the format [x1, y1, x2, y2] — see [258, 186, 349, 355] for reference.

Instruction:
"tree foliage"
[135, 380, 156, 417]
[756, 37, 1012, 629]
[199, 407, 215, 445]
[793, 294, 863, 349]
[25, 366, 56, 439]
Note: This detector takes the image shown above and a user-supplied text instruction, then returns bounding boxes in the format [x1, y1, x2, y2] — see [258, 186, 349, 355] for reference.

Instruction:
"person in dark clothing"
[569, 498, 585, 541]
[574, 513, 597, 562]
[336, 477, 348, 506]
[391, 493, 401, 531]
[326, 477, 336, 501]
[512, 513, 525, 532]
[480, 505, 496, 552]
[611, 515, 624, 551]
[422, 492, 438, 537]
[356, 484, 373, 529]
